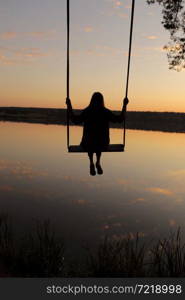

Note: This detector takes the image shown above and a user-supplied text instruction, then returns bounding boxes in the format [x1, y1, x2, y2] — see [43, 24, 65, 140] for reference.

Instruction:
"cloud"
[103, 0, 129, 18]
[133, 45, 165, 57]
[146, 187, 173, 196]
[118, 13, 128, 18]
[0, 31, 17, 40]
[168, 169, 185, 177]
[112, 0, 130, 9]
[0, 46, 49, 65]
[72, 198, 88, 206]
[146, 35, 158, 40]
[0, 30, 56, 40]
[147, 12, 154, 16]
[85, 44, 128, 57]
[15, 47, 49, 58]
[27, 31, 56, 39]
[105, 0, 123, 9]
[114, 1, 122, 7]
[125, 5, 131, 9]
[10, 164, 48, 178]
[130, 197, 148, 205]
[0, 55, 16, 65]
[117, 178, 130, 185]
[169, 219, 176, 227]
[0, 185, 14, 191]
[0, 159, 48, 179]
[166, 169, 185, 185]
[152, 46, 165, 52]
[133, 197, 146, 203]
[84, 26, 94, 33]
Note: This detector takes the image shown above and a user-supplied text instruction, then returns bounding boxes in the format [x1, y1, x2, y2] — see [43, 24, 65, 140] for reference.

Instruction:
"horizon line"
[0, 106, 185, 114]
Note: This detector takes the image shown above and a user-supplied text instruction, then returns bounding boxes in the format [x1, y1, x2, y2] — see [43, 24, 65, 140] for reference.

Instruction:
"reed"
[0, 216, 65, 277]
[1, 215, 185, 277]
[149, 228, 185, 277]
[86, 234, 147, 277]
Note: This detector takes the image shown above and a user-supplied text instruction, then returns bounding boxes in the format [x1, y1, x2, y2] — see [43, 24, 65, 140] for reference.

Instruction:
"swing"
[66, 0, 135, 153]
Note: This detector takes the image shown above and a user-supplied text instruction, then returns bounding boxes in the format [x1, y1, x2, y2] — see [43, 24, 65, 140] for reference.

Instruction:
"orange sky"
[0, 0, 185, 112]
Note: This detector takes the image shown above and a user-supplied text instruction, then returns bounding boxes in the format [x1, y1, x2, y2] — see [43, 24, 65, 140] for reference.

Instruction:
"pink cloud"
[0, 30, 56, 40]
[0, 31, 17, 40]
[169, 219, 176, 227]
[115, 1, 122, 7]
[0, 46, 49, 65]
[146, 187, 173, 196]
[84, 26, 94, 33]
[27, 31, 56, 39]
[15, 47, 49, 58]
[146, 35, 158, 40]
[0, 185, 14, 191]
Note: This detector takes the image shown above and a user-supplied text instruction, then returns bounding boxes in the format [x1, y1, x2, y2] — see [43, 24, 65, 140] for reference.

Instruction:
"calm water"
[1, 121, 185, 255]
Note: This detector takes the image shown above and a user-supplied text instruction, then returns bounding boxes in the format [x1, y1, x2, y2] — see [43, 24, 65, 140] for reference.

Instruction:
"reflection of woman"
[66, 92, 128, 176]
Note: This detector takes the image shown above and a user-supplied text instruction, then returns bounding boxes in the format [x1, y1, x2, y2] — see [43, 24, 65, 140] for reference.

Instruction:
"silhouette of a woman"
[66, 92, 128, 176]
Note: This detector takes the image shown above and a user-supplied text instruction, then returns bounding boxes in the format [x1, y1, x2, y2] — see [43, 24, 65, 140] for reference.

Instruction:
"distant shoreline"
[0, 107, 185, 133]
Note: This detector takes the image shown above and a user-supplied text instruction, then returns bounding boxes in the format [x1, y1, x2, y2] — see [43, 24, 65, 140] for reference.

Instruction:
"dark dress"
[71, 107, 124, 152]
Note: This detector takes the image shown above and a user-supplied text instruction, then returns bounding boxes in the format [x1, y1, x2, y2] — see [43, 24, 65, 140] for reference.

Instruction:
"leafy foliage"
[147, 0, 185, 70]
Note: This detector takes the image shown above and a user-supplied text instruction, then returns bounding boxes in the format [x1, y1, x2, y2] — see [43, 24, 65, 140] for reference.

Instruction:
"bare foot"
[90, 163, 96, 176]
[96, 163, 103, 175]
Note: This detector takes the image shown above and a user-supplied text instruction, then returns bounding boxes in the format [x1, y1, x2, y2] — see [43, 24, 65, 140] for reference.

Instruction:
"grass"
[0, 215, 185, 277]
[149, 228, 185, 277]
[86, 234, 147, 277]
[0, 216, 65, 277]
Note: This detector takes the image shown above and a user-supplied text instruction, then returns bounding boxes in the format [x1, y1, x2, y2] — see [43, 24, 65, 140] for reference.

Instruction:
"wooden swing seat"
[68, 144, 124, 153]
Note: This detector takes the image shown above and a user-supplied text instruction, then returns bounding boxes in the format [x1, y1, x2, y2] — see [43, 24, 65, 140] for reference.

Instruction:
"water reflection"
[0, 121, 185, 254]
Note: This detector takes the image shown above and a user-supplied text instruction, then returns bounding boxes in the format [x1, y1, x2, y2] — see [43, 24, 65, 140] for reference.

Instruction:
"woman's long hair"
[88, 92, 105, 110]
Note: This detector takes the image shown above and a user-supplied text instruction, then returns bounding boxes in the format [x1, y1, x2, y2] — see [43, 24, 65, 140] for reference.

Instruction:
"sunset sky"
[0, 0, 185, 112]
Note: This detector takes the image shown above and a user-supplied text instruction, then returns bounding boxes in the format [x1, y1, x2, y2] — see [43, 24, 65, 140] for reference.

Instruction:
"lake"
[0, 121, 185, 258]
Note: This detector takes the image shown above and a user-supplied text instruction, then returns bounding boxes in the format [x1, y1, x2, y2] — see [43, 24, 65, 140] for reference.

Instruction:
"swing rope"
[66, 0, 135, 150]
[123, 0, 135, 147]
[66, 0, 70, 148]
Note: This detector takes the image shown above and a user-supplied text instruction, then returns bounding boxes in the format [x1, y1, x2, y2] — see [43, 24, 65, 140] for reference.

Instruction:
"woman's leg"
[88, 152, 94, 165]
[88, 152, 96, 176]
[96, 151, 101, 165]
[95, 152, 103, 175]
